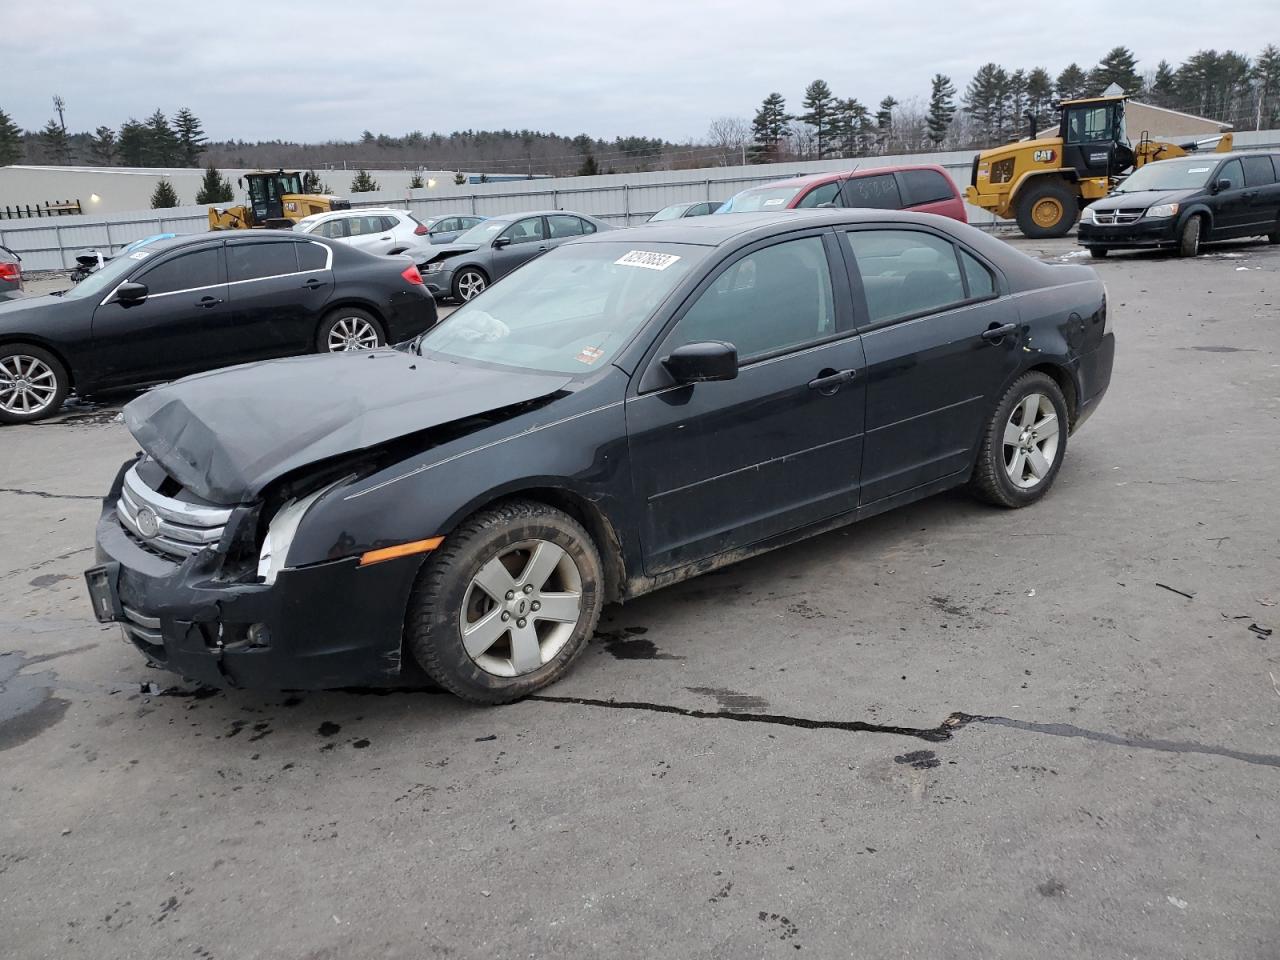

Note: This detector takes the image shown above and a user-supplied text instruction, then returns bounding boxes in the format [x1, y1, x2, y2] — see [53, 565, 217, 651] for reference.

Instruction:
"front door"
[626, 231, 866, 574]
[841, 226, 1021, 505]
[1212, 159, 1251, 236]
[490, 216, 549, 280]
[1062, 103, 1121, 178]
[89, 242, 229, 388]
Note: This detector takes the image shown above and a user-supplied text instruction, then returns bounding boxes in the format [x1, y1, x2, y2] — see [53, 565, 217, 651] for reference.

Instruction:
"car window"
[436, 218, 457, 232]
[845, 229, 966, 324]
[649, 204, 685, 221]
[548, 214, 585, 238]
[1241, 156, 1276, 187]
[1067, 106, 1110, 144]
[841, 174, 903, 210]
[1217, 159, 1244, 189]
[959, 249, 996, 300]
[796, 181, 841, 208]
[226, 242, 300, 282]
[379, 216, 399, 233]
[501, 217, 546, 245]
[581, 219, 597, 234]
[296, 241, 328, 272]
[667, 235, 836, 362]
[136, 246, 222, 295]
[898, 169, 954, 206]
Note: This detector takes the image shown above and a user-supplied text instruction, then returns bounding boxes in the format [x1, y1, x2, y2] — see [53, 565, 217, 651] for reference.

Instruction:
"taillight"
[413, 224, 428, 236]
[0, 262, 19, 283]
[401, 265, 424, 285]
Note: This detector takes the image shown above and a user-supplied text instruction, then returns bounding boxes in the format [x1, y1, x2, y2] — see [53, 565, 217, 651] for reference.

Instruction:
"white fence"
[4, 131, 1278, 272]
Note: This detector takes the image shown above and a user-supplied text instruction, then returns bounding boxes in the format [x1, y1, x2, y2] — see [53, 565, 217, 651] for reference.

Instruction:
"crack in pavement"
[0, 547, 93, 582]
[0, 487, 100, 501]
[528, 697, 1280, 769]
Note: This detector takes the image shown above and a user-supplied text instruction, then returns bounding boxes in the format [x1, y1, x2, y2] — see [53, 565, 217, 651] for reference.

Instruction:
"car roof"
[578, 208, 967, 247]
[739, 163, 951, 192]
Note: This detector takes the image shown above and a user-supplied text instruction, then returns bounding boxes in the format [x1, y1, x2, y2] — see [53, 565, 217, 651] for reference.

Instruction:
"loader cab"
[1059, 97, 1135, 180]
[242, 171, 303, 224]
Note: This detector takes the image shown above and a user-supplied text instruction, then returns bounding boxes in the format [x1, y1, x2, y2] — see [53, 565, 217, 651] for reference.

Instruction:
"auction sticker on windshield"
[129, 251, 153, 260]
[615, 250, 681, 271]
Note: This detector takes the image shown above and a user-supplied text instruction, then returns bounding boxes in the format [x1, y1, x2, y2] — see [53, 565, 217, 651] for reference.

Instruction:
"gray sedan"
[420, 211, 613, 301]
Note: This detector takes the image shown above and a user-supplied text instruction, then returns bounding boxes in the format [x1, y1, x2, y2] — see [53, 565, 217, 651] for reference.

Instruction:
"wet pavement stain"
[0, 650, 70, 753]
[894, 749, 941, 769]
[687, 686, 770, 713]
[596, 629, 684, 660]
[317, 721, 341, 737]
[1038, 878, 1067, 897]
[28, 573, 71, 589]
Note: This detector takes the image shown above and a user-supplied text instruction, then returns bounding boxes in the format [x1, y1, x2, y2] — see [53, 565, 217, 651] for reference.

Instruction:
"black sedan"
[0, 231, 437, 424]
[87, 209, 1114, 703]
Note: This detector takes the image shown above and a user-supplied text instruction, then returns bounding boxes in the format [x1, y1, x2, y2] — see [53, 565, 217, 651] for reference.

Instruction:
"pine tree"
[1089, 46, 1141, 95]
[409, 172, 425, 189]
[150, 179, 179, 208]
[194, 164, 233, 203]
[964, 63, 1009, 143]
[1252, 44, 1280, 129]
[875, 95, 898, 150]
[302, 170, 333, 194]
[40, 119, 70, 164]
[350, 169, 380, 192]
[1149, 60, 1177, 107]
[1025, 68, 1055, 134]
[577, 154, 600, 176]
[0, 108, 24, 166]
[1006, 69, 1029, 138]
[925, 74, 957, 146]
[143, 110, 180, 166]
[1056, 63, 1089, 101]
[453, 172, 467, 186]
[173, 107, 207, 166]
[89, 126, 116, 165]
[117, 119, 147, 166]
[799, 79, 837, 157]
[749, 92, 790, 162]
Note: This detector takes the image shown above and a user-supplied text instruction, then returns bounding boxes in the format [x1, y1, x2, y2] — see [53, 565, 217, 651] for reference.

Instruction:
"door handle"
[302, 278, 324, 290]
[197, 296, 222, 308]
[807, 368, 856, 393]
[981, 322, 1018, 342]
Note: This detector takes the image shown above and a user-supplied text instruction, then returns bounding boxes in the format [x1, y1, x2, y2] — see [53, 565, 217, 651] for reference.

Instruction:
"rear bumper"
[1073, 331, 1115, 432]
[1078, 219, 1177, 248]
[87, 463, 423, 690]
[384, 289, 439, 341]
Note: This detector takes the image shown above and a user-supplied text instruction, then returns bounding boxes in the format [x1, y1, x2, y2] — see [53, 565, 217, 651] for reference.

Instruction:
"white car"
[294, 208, 432, 260]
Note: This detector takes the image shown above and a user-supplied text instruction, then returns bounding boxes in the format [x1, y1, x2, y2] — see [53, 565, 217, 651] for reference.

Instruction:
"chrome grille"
[115, 462, 232, 559]
[1092, 208, 1145, 225]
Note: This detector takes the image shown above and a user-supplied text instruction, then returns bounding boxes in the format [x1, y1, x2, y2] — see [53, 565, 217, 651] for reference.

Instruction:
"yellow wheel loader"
[207, 170, 351, 231]
[965, 95, 1233, 238]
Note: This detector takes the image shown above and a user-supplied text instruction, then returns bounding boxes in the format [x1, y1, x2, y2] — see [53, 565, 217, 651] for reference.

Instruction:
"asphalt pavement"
[2, 237, 1278, 959]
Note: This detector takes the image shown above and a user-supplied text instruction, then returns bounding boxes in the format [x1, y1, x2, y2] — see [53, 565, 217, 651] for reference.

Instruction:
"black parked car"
[0, 231, 436, 424]
[1078, 151, 1280, 257]
[87, 210, 1114, 703]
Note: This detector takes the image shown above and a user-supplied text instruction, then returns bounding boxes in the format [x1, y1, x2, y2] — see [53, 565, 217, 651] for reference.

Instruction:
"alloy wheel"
[0, 354, 59, 417]
[458, 539, 584, 677]
[1003, 393, 1060, 489]
[458, 271, 486, 301]
[327, 317, 380, 352]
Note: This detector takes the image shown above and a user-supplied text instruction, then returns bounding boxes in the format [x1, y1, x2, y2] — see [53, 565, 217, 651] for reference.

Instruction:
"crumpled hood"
[424, 241, 482, 261]
[1093, 188, 1196, 210]
[124, 351, 572, 504]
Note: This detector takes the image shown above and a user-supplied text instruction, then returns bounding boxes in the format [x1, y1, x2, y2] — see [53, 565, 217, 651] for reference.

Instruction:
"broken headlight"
[256, 478, 350, 585]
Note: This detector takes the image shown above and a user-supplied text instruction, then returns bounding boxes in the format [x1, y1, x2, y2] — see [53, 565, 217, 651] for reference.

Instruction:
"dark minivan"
[1078, 152, 1280, 257]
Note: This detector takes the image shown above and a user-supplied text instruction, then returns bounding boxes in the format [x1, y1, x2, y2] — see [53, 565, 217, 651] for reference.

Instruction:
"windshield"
[1115, 159, 1218, 193]
[61, 250, 149, 301]
[718, 185, 804, 213]
[454, 220, 510, 245]
[649, 204, 686, 221]
[417, 241, 707, 374]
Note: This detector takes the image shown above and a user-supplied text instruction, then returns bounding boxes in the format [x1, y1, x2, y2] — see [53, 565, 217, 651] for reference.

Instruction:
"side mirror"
[492, 236, 512, 249]
[116, 282, 148, 304]
[1213, 178, 1232, 193]
[663, 341, 738, 384]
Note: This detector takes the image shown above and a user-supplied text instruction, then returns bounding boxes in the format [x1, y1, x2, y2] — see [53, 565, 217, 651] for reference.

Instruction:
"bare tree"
[705, 116, 751, 166]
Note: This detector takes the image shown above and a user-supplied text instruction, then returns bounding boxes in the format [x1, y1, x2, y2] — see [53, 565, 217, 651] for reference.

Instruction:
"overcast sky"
[3, 0, 1273, 145]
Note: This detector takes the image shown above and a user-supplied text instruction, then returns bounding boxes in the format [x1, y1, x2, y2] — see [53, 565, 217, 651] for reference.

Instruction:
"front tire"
[969, 371, 1069, 508]
[0, 344, 69, 425]
[452, 268, 488, 302]
[1177, 216, 1202, 258]
[1015, 181, 1078, 239]
[407, 499, 604, 704]
[316, 308, 385, 353]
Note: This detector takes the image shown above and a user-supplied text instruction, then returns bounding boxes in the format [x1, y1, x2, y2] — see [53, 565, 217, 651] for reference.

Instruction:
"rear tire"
[1015, 181, 1078, 239]
[407, 499, 604, 704]
[1267, 227, 1279, 244]
[1177, 216, 1202, 258]
[316, 308, 385, 352]
[0, 344, 69, 425]
[1088, 246, 1109, 259]
[968, 371, 1069, 509]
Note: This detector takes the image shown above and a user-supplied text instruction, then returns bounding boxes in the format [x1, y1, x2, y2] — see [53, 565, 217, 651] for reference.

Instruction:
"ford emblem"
[136, 506, 161, 539]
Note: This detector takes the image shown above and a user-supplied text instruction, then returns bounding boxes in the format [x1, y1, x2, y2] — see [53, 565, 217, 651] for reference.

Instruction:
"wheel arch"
[0, 336, 78, 391]
[1024, 361, 1080, 431]
[1176, 204, 1215, 236]
[1009, 169, 1079, 205]
[319, 298, 388, 332]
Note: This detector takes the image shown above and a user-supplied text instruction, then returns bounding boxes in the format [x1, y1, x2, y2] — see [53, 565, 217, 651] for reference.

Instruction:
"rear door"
[224, 238, 333, 359]
[490, 216, 549, 279]
[546, 214, 591, 249]
[841, 226, 1019, 505]
[1239, 155, 1280, 233]
[626, 231, 866, 573]
[839, 173, 903, 211]
[89, 242, 229, 386]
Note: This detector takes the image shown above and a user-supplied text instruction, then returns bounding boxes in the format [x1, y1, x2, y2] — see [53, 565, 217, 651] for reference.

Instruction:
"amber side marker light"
[359, 536, 444, 567]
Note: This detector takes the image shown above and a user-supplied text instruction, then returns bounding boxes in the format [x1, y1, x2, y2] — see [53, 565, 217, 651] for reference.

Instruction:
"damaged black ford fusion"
[86, 209, 1114, 704]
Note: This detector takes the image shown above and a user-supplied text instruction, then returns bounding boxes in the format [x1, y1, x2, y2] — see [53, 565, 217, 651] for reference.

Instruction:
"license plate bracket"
[84, 562, 123, 623]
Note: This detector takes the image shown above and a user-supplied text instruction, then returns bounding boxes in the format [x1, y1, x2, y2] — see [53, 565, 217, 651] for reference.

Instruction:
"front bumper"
[421, 266, 454, 297]
[1078, 218, 1178, 248]
[86, 464, 424, 690]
